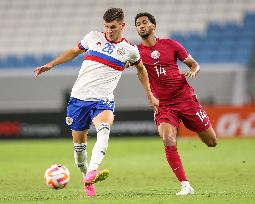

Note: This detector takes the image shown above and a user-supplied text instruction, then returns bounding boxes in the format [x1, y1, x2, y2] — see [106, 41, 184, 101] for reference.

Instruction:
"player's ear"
[122, 22, 125, 28]
[152, 24, 156, 31]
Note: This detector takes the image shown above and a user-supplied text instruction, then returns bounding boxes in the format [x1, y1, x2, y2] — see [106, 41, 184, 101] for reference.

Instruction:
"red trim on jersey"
[84, 55, 124, 71]
[123, 38, 131, 44]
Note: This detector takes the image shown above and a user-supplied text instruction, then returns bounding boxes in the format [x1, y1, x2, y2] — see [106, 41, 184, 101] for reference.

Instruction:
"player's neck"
[113, 34, 123, 42]
[142, 35, 157, 47]
[116, 35, 123, 42]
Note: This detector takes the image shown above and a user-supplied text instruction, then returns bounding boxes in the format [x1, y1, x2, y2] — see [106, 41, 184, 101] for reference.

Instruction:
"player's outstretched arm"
[34, 45, 84, 77]
[135, 61, 159, 112]
[183, 55, 200, 78]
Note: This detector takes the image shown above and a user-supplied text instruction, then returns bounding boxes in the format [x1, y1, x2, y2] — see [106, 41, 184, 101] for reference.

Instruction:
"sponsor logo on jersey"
[117, 48, 126, 56]
[151, 50, 160, 59]
[66, 117, 73, 125]
[96, 42, 102, 46]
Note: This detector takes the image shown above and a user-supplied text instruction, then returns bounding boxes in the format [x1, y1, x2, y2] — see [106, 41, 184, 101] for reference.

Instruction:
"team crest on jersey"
[66, 117, 73, 125]
[117, 48, 126, 56]
[151, 50, 160, 59]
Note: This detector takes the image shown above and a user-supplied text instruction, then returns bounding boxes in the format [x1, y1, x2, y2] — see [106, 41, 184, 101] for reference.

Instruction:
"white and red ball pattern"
[44, 164, 70, 189]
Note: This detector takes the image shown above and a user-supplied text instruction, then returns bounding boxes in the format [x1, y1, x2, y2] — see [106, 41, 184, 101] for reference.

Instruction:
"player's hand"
[184, 68, 200, 78]
[33, 64, 53, 77]
[148, 94, 159, 113]
[124, 61, 130, 68]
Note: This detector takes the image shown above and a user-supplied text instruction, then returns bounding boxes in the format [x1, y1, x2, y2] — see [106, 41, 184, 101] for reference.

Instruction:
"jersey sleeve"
[129, 45, 141, 65]
[77, 31, 94, 51]
[173, 40, 190, 62]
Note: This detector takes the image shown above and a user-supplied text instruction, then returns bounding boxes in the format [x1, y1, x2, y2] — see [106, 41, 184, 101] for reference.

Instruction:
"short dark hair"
[135, 12, 156, 26]
[103, 8, 124, 22]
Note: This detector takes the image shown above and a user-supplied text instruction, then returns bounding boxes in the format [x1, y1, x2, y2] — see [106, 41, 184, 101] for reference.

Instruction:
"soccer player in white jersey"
[34, 8, 159, 197]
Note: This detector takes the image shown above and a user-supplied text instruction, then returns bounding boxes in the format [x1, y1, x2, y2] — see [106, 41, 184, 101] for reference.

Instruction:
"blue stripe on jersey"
[86, 50, 125, 67]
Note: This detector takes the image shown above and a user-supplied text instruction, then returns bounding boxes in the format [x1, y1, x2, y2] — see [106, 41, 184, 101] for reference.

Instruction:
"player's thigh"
[72, 129, 89, 143]
[158, 122, 178, 146]
[92, 110, 114, 129]
[180, 98, 211, 133]
[179, 100, 217, 147]
[198, 126, 217, 147]
[155, 107, 180, 131]
[66, 98, 95, 131]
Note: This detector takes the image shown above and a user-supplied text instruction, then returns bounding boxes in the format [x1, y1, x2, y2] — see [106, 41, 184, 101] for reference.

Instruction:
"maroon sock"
[165, 145, 187, 181]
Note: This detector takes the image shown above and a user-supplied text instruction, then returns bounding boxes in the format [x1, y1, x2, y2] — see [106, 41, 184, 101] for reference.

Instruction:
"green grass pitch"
[0, 137, 254, 204]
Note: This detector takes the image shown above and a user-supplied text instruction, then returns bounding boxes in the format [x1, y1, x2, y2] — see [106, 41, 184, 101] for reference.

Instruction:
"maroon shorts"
[154, 96, 211, 132]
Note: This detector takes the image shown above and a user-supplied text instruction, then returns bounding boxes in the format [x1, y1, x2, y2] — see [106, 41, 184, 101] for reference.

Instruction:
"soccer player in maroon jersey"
[135, 12, 217, 195]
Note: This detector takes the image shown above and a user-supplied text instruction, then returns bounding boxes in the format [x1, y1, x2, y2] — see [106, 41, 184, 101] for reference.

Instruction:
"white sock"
[181, 181, 191, 187]
[87, 123, 110, 173]
[73, 143, 88, 177]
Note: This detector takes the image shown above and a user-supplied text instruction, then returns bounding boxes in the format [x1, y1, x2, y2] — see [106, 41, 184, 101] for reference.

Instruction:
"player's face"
[135, 16, 155, 39]
[104, 20, 125, 42]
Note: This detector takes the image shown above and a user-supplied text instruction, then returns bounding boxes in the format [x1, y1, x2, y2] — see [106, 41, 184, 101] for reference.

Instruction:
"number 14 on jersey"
[154, 65, 166, 77]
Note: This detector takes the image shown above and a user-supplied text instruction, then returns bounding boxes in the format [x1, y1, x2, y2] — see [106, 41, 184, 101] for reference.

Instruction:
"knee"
[158, 123, 177, 146]
[199, 128, 217, 147]
[207, 137, 217, 147]
[160, 132, 176, 146]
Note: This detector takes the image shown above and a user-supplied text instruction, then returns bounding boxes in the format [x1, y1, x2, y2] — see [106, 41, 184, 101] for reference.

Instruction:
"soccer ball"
[44, 164, 70, 189]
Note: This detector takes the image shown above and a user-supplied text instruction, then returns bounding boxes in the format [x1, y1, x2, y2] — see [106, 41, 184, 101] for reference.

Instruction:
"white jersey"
[71, 31, 141, 101]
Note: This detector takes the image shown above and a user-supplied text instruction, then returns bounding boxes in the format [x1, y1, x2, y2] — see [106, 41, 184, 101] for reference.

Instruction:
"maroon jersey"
[137, 38, 194, 106]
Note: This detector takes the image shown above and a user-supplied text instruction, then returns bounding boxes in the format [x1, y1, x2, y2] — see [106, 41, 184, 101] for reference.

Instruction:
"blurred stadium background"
[0, 0, 255, 138]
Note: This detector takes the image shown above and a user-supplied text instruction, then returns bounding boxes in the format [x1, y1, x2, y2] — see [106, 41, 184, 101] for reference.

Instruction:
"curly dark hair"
[135, 12, 156, 26]
[103, 8, 124, 22]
